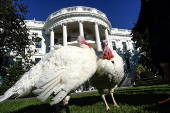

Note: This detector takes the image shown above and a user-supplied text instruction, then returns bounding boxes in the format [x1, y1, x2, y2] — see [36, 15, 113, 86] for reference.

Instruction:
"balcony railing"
[54, 36, 95, 45]
[46, 6, 107, 21]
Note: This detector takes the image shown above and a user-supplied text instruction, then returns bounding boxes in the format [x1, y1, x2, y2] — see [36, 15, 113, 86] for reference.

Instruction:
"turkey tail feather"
[50, 90, 67, 105]
[0, 58, 45, 102]
[0, 87, 15, 102]
[35, 66, 65, 88]
[33, 67, 65, 102]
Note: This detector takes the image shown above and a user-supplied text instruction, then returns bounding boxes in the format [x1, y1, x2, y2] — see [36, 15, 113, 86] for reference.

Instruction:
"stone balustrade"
[46, 6, 107, 21]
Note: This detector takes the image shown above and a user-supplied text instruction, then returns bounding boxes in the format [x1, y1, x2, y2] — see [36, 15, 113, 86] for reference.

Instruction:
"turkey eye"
[111, 61, 114, 64]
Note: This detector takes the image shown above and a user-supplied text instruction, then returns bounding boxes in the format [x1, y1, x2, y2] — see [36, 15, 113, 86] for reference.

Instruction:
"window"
[36, 41, 41, 48]
[112, 42, 116, 50]
[35, 58, 41, 64]
[16, 58, 22, 65]
[122, 42, 127, 51]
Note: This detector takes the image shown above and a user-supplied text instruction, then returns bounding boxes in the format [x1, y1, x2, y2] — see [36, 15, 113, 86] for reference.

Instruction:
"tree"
[2, 62, 26, 86]
[134, 28, 160, 76]
[0, 0, 40, 80]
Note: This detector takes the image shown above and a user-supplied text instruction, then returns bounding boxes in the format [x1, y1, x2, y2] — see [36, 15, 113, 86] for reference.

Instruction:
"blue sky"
[23, 0, 140, 30]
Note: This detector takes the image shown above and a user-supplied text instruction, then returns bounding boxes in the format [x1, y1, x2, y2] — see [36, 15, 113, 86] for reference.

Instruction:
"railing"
[67, 7, 77, 12]
[46, 6, 107, 21]
[52, 10, 62, 17]
[53, 36, 95, 45]
[83, 7, 92, 12]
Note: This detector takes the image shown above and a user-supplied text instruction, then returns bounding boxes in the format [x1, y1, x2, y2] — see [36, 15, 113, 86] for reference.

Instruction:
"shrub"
[134, 64, 154, 79]
[134, 64, 145, 75]
[139, 70, 154, 79]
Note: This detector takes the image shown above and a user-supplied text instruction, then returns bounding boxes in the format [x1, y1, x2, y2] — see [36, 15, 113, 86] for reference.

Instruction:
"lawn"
[0, 85, 170, 113]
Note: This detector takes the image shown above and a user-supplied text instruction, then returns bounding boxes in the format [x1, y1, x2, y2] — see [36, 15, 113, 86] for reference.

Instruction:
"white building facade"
[25, 6, 139, 72]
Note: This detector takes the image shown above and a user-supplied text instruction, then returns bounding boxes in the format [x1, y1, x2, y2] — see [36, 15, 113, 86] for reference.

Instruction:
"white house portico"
[24, 6, 139, 72]
[42, 6, 112, 51]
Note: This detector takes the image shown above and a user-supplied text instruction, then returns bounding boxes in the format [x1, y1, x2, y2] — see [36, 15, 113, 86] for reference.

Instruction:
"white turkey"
[0, 35, 97, 105]
[90, 40, 124, 110]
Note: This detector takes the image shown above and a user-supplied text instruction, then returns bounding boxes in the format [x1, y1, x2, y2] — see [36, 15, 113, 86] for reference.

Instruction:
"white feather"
[91, 50, 124, 93]
[0, 45, 97, 105]
[90, 49, 124, 109]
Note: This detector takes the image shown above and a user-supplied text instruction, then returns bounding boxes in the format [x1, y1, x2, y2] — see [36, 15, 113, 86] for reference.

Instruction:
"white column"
[116, 39, 121, 49]
[104, 28, 112, 50]
[41, 38, 46, 54]
[129, 40, 133, 50]
[78, 21, 84, 37]
[50, 29, 54, 50]
[115, 40, 118, 49]
[109, 37, 113, 51]
[62, 23, 67, 46]
[127, 40, 130, 50]
[128, 40, 133, 52]
[94, 22, 101, 51]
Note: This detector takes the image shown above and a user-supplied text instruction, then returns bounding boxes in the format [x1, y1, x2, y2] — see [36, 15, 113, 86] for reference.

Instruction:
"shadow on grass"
[116, 93, 170, 113]
[145, 101, 170, 113]
[11, 103, 56, 113]
[69, 95, 102, 106]
[69, 92, 170, 113]
[11, 90, 170, 113]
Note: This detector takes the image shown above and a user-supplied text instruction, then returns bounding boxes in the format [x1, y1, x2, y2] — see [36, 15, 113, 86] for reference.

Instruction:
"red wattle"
[103, 47, 114, 60]
[82, 41, 92, 48]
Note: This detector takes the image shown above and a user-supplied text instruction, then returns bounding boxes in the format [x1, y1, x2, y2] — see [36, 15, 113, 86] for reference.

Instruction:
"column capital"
[62, 23, 67, 26]
[78, 20, 84, 23]
[102, 26, 107, 30]
[49, 28, 53, 32]
[93, 22, 100, 25]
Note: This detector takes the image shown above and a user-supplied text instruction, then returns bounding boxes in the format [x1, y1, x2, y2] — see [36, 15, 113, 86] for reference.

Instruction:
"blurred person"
[131, 0, 170, 104]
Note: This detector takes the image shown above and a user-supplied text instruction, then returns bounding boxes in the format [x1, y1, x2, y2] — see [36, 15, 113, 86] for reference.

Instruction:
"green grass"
[0, 85, 170, 113]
